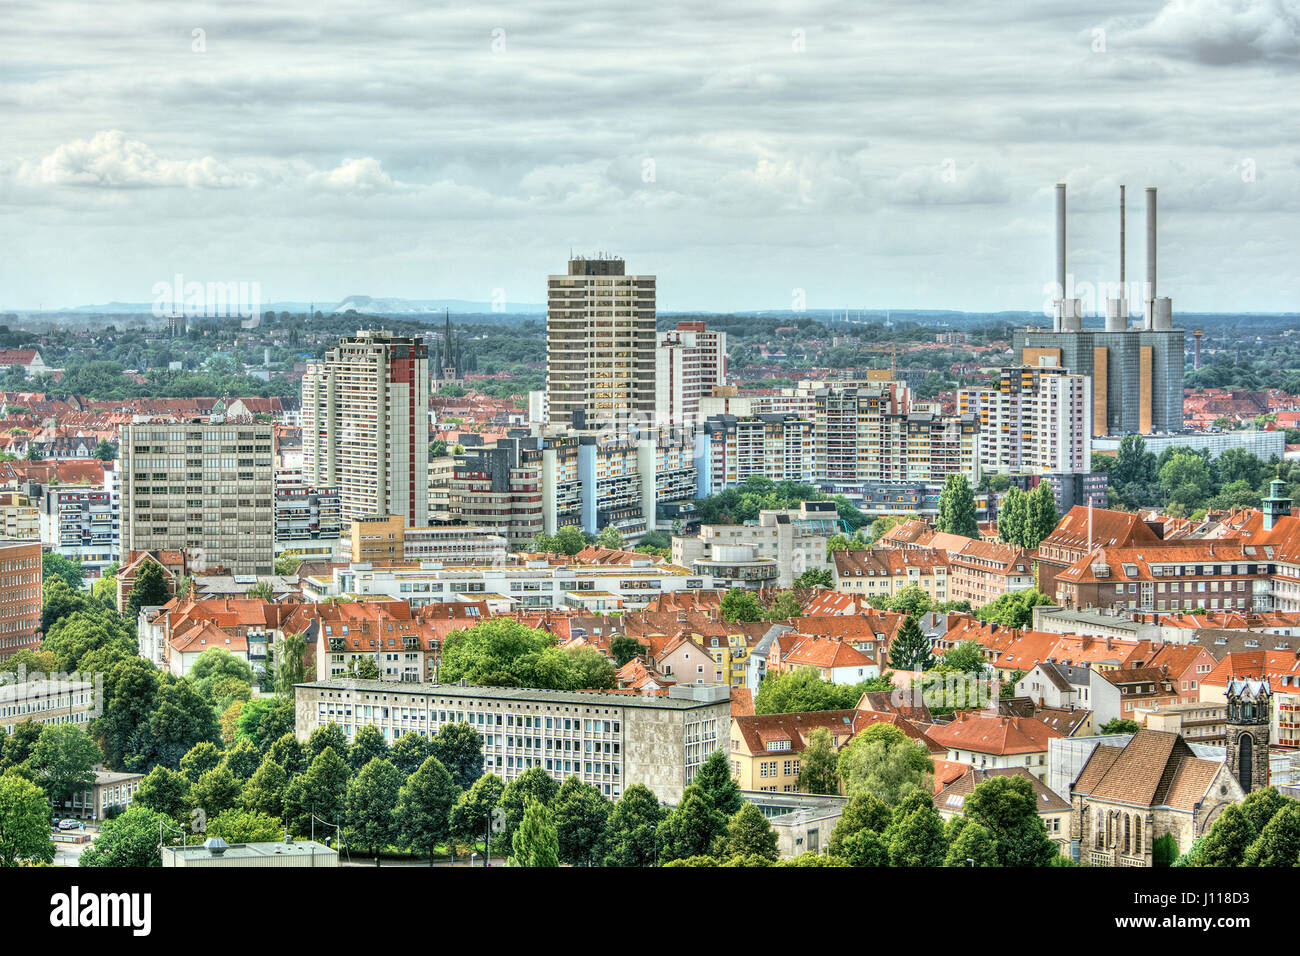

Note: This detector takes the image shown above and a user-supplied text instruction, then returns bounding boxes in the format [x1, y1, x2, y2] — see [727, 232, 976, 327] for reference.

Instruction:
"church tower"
[1224, 679, 1271, 793]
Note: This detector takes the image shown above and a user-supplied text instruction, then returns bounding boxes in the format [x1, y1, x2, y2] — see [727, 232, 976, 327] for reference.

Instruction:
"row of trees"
[996, 483, 1060, 550]
[1097, 435, 1285, 516]
[437, 619, 616, 691]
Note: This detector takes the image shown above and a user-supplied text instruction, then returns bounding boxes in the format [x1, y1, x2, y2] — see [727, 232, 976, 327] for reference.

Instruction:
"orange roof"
[926, 713, 1062, 755]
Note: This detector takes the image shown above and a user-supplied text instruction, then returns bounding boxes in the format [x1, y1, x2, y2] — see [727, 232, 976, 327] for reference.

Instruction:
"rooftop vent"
[203, 837, 230, 856]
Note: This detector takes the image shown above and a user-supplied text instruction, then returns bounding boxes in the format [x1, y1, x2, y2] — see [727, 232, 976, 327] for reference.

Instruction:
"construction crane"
[859, 345, 899, 377]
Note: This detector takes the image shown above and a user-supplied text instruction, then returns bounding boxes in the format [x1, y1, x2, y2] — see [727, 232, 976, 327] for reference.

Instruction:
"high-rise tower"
[301, 330, 430, 526]
[546, 255, 656, 432]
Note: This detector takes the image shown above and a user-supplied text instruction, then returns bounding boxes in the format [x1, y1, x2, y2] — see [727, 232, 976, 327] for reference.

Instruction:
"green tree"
[179, 741, 222, 783]
[390, 731, 435, 778]
[974, 589, 1053, 628]
[720, 587, 764, 623]
[431, 722, 485, 791]
[191, 764, 241, 819]
[944, 817, 999, 866]
[721, 802, 779, 862]
[937, 473, 980, 538]
[346, 758, 403, 863]
[551, 525, 586, 556]
[1099, 718, 1140, 735]
[448, 773, 505, 854]
[841, 827, 891, 866]
[552, 776, 611, 866]
[28, 724, 102, 809]
[348, 724, 390, 772]
[397, 756, 459, 864]
[1241, 800, 1300, 867]
[997, 487, 1028, 547]
[127, 560, 172, 620]
[837, 723, 933, 805]
[1024, 481, 1059, 548]
[245, 580, 275, 602]
[90, 657, 160, 771]
[92, 439, 117, 461]
[795, 568, 834, 588]
[438, 618, 601, 689]
[763, 591, 804, 621]
[1188, 803, 1257, 866]
[499, 766, 561, 848]
[603, 784, 665, 867]
[1237, 786, 1289, 834]
[274, 551, 303, 576]
[137, 675, 220, 771]
[234, 696, 294, 752]
[0, 774, 55, 867]
[656, 785, 725, 864]
[265, 732, 306, 775]
[305, 723, 349, 763]
[595, 525, 624, 550]
[885, 792, 947, 866]
[693, 750, 743, 817]
[282, 746, 350, 837]
[0, 720, 42, 773]
[78, 805, 171, 867]
[797, 727, 840, 795]
[962, 774, 1060, 866]
[828, 790, 892, 856]
[611, 635, 645, 668]
[206, 808, 283, 844]
[941, 640, 987, 674]
[133, 766, 191, 821]
[512, 798, 560, 867]
[888, 614, 934, 671]
[42, 552, 86, 592]
[242, 757, 289, 819]
[222, 738, 262, 781]
[274, 633, 308, 695]
[188, 647, 254, 693]
[345, 656, 380, 680]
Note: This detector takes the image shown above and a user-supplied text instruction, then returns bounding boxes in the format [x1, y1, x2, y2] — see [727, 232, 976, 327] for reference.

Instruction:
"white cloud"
[310, 157, 395, 192]
[1120, 0, 1300, 66]
[19, 130, 257, 188]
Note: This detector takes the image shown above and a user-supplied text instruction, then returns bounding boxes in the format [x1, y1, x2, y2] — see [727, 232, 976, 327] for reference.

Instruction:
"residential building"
[343, 513, 508, 567]
[0, 538, 41, 658]
[695, 413, 816, 494]
[947, 540, 1034, 609]
[546, 255, 656, 432]
[296, 678, 731, 802]
[301, 330, 430, 526]
[0, 493, 38, 541]
[673, 504, 835, 589]
[119, 420, 274, 575]
[273, 485, 341, 560]
[831, 548, 950, 603]
[960, 364, 1091, 476]
[656, 321, 726, 428]
[302, 559, 713, 614]
[729, 709, 878, 792]
[39, 479, 120, 581]
[1033, 505, 1164, 600]
[926, 713, 1062, 782]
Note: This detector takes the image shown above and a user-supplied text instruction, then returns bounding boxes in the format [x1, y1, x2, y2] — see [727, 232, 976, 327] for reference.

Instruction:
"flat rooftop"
[165, 840, 335, 861]
[300, 678, 730, 709]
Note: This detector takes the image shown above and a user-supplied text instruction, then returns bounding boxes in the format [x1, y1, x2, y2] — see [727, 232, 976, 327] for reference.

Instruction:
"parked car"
[57, 819, 81, 831]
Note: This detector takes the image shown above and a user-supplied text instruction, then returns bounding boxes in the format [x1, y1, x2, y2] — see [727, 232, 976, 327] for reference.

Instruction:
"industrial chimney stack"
[1053, 183, 1082, 332]
[1105, 185, 1128, 332]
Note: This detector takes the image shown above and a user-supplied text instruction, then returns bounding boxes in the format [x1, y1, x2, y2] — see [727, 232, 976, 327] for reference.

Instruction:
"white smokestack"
[1145, 187, 1157, 329]
[1106, 185, 1127, 332]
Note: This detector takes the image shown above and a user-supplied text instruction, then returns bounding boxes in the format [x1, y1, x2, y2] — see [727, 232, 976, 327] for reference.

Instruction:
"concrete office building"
[656, 320, 726, 428]
[297, 678, 731, 802]
[120, 421, 275, 575]
[1012, 184, 1184, 436]
[301, 330, 430, 526]
[546, 255, 656, 431]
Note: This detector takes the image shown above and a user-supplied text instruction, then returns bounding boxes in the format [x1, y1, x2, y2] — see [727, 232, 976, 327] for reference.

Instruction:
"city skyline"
[3, 0, 1298, 313]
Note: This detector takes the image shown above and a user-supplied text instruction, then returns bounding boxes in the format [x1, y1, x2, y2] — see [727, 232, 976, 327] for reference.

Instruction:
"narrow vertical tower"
[1105, 185, 1128, 332]
[1053, 184, 1082, 332]
[1224, 679, 1271, 793]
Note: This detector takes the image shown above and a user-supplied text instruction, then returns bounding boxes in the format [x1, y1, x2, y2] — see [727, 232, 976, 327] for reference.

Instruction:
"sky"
[1, 0, 1298, 314]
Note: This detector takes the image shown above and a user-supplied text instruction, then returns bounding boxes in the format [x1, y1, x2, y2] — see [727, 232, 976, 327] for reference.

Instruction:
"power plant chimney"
[1053, 183, 1082, 332]
[1145, 186, 1173, 331]
[1105, 184, 1128, 332]
[1193, 329, 1203, 369]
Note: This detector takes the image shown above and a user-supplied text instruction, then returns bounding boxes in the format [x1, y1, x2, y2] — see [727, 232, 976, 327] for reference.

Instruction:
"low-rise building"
[162, 838, 338, 867]
[832, 547, 950, 603]
[56, 770, 143, 821]
[295, 678, 731, 803]
[934, 766, 1071, 854]
[926, 713, 1062, 782]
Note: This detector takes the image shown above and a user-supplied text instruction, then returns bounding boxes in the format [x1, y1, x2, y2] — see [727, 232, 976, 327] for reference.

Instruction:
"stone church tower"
[1224, 679, 1271, 793]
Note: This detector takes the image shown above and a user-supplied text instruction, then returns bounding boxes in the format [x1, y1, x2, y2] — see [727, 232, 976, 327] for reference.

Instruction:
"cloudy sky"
[2, 0, 1297, 313]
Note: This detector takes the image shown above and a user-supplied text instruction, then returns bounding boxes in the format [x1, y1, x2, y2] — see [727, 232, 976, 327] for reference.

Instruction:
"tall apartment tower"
[301, 330, 430, 527]
[655, 321, 726, 428]
[961, 365, 1092, 475]
[546, 256, 656, 432]
[120, 420, 275, 575]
